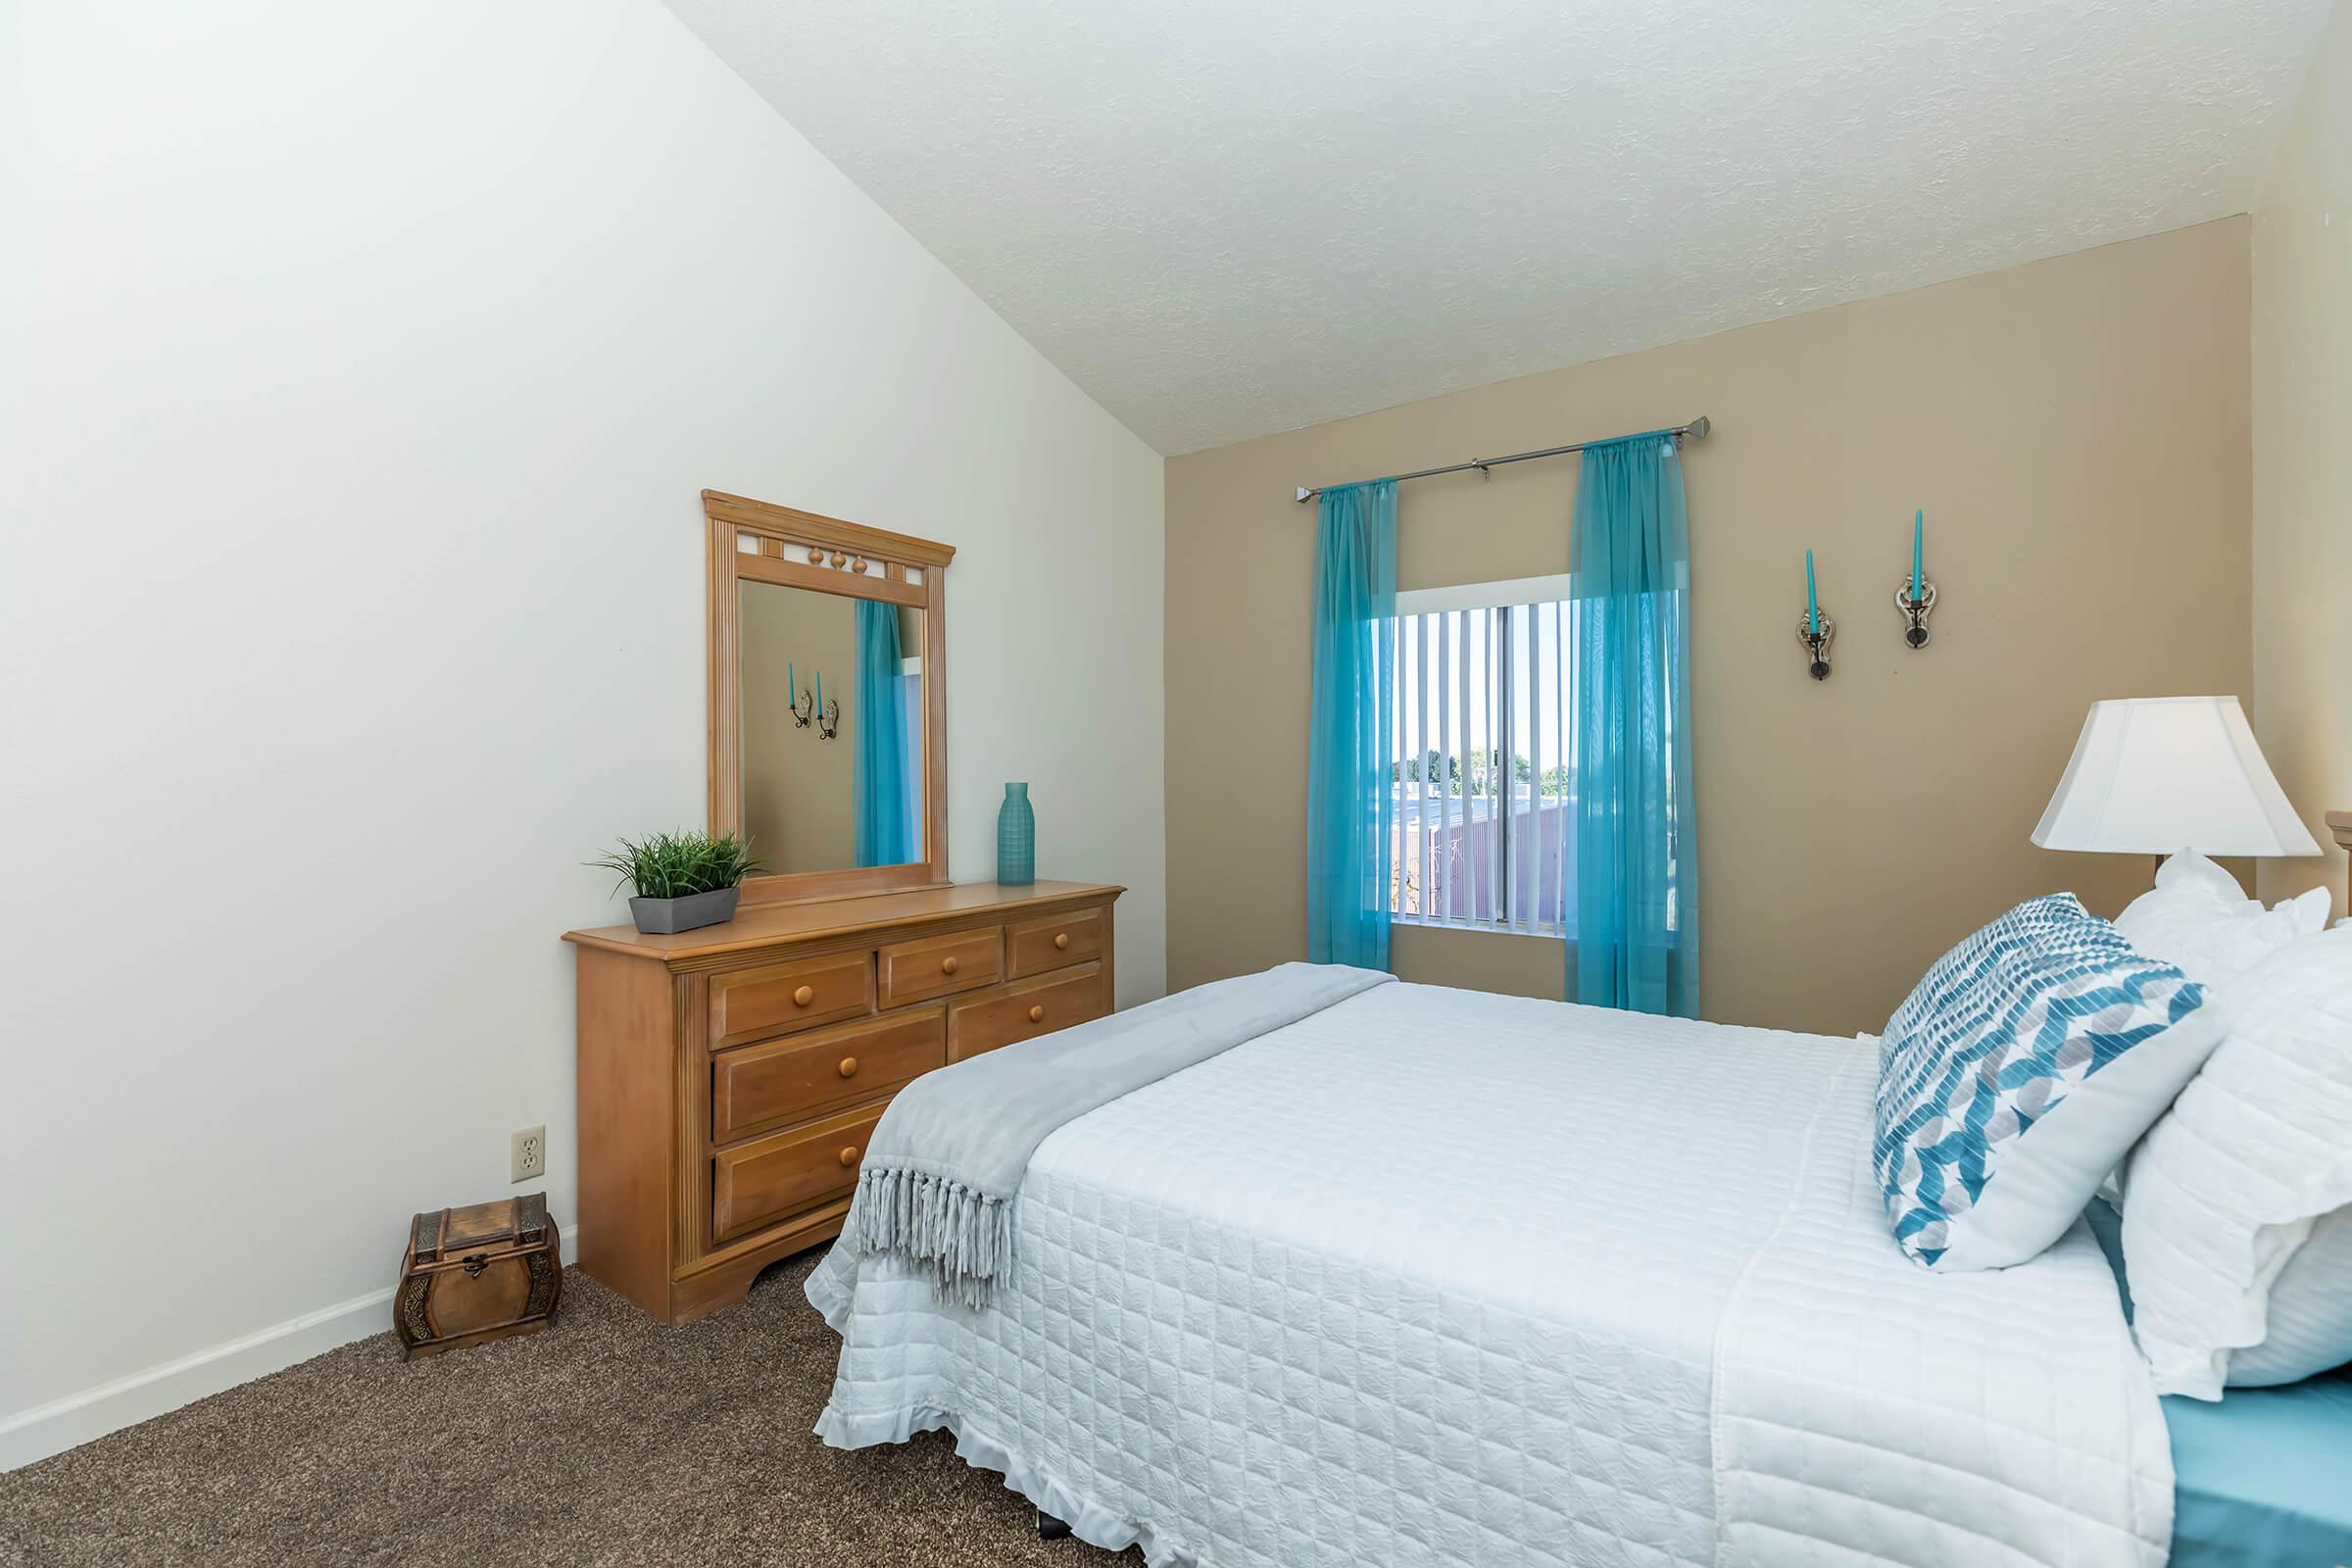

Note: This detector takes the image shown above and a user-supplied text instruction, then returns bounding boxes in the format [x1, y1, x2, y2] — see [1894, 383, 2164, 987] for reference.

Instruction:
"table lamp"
[2032, 696, 2322, 876]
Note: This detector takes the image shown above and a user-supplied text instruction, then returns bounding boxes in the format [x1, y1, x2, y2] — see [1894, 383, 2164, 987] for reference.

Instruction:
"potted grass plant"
[590, 830, 764, 935]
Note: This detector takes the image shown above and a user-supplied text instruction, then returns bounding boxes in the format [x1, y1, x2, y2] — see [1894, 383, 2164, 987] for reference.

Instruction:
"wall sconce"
[1799, 549, 1834, 680]
[1895, 509, 1936, 648]
[789, 662, 814, 728]
[787, 662, 842, 735]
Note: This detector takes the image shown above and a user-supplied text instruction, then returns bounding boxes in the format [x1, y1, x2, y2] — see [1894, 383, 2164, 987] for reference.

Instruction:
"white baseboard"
[0, 1224, 577, 1473]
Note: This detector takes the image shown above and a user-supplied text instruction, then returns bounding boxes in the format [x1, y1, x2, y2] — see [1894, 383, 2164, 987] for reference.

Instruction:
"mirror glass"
[740, 579, 925, 874]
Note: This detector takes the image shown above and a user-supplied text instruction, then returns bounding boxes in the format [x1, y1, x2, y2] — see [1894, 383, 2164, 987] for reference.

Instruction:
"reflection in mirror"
[740, 580, 925, 875]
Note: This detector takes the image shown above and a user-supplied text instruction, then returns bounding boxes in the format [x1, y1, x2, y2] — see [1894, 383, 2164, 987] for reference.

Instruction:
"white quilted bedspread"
[809, 982, 2172, 1567]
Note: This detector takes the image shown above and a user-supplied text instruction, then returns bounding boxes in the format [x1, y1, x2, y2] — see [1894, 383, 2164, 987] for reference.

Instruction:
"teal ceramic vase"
[996, 782, 1035, 886]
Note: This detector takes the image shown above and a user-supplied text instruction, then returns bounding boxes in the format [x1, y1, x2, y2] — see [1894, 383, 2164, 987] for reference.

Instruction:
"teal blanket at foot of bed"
[2083, 1198, 2352, 1568]
[2164, 1372, 2352, 1568]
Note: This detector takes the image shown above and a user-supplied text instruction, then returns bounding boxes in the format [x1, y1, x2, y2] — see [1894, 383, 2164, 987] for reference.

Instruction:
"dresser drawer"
[948, 962, 1106, 1062]
[708, 951, 873, 1049]
[877, 926, 1003, 1009]
[711, 1006, 945, 1145]
[711, 1103, 884, 1244]
[1006, 906, 1104, 978]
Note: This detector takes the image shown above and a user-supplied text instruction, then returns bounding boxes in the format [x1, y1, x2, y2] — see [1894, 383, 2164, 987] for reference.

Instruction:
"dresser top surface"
[563, 880, 1122, 964]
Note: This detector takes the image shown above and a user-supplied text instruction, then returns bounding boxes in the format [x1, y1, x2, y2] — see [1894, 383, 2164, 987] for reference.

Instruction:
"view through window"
[1391, 577, 1577, 936]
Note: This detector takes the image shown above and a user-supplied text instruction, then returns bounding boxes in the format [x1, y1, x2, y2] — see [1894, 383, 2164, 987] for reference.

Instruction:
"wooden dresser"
[563, 880, 1122, 1323]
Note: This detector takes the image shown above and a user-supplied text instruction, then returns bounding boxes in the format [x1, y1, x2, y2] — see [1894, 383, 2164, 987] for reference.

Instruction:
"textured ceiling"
[663, 0, 2334, 454]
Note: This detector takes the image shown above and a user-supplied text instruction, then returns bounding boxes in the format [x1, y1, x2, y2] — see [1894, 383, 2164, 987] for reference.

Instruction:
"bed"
[811, 979, 2199, 1566]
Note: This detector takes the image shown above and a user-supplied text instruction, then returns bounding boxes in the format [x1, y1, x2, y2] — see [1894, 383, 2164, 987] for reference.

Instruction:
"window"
[1390, 575, 1577, 936]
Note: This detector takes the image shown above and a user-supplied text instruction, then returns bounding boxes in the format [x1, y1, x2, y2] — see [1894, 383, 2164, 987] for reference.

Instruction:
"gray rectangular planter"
[628, 886, 741, 935]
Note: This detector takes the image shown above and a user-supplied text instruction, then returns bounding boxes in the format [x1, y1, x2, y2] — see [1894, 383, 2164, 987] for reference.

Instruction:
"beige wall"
[1166, 220, 2254, 1037]
[742, 588, 932, 872]
[2253, 2, 2352, 911]
[741, 580, 858, 872]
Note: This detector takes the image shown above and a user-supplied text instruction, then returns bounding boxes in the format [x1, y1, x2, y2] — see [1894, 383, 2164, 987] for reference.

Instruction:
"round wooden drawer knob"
[837, 1056, 858, 1078]
[792, 984, 814, 1007]
[1053, 932, 1070, 951]
[941, 956, 958, 975]
[1027, 1004, 1046, 1023]
[838, 1146, 859, 1167]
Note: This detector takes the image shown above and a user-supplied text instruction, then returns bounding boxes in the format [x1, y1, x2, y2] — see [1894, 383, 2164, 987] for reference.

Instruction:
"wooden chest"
[394, 1193, 564, 1360]
[563, 880, 1121, 1324]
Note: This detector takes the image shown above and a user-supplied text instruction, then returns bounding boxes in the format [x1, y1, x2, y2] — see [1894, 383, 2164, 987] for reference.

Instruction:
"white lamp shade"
[2033, 696, 2322, 858]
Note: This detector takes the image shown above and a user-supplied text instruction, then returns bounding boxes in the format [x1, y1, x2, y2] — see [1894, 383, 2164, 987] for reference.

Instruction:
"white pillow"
[2111, 850, 2329, 987]
[2240, 1204, 2352, 1383]
[2120, 924, 2352, 1397]
[2094, 853, 2330, 1207]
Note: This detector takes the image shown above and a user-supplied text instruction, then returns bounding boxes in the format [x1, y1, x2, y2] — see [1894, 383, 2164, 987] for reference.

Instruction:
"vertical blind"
[1391, 577, 1577, 937]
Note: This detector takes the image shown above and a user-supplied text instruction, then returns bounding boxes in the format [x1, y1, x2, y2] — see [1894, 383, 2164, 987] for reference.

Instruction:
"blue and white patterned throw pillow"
[1874, 894, 2223, 1271]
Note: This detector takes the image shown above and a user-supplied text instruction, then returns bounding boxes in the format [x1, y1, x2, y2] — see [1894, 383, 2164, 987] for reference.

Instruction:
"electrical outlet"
[511, 1124, 546, 1183]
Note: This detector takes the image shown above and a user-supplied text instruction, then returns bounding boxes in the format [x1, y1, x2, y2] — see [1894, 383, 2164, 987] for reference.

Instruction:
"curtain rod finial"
[1295, 486, 1315, 504]
[1687, 416, 1710, 440]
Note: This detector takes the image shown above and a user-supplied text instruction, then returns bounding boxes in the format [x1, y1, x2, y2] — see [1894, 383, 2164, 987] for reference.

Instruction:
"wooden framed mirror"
[704, 490, 952, 906]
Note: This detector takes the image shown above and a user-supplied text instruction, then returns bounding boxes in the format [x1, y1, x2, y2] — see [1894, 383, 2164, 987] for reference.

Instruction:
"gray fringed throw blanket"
[841, 961, 1395, 1306]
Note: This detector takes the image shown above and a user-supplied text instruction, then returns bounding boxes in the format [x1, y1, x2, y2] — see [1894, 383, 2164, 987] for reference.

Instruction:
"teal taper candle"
[1912, 511, 1924, 602]
[1806, 549, 1819, 635]
[788, 661, 797, 705]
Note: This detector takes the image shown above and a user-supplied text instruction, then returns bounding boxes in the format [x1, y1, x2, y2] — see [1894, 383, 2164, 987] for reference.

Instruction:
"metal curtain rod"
[1293, 415, 1711, 504]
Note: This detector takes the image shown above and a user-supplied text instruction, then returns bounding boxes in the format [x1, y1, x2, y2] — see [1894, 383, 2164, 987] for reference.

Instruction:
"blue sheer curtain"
[1569, 433, 1698, 1015]
[1306, 479, 1398, 969]
[853, 600, 916, 868]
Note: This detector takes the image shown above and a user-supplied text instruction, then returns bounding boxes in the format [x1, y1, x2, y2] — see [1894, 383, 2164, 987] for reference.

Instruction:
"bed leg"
[1036, 1508, 1072, 1541]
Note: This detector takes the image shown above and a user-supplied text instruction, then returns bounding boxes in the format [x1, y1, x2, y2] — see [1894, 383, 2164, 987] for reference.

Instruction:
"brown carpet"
[0, 1249, 1137, 1567]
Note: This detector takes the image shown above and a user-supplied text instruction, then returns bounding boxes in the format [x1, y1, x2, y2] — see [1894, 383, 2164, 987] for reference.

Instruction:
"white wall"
[0, 0, 1166, 1461]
